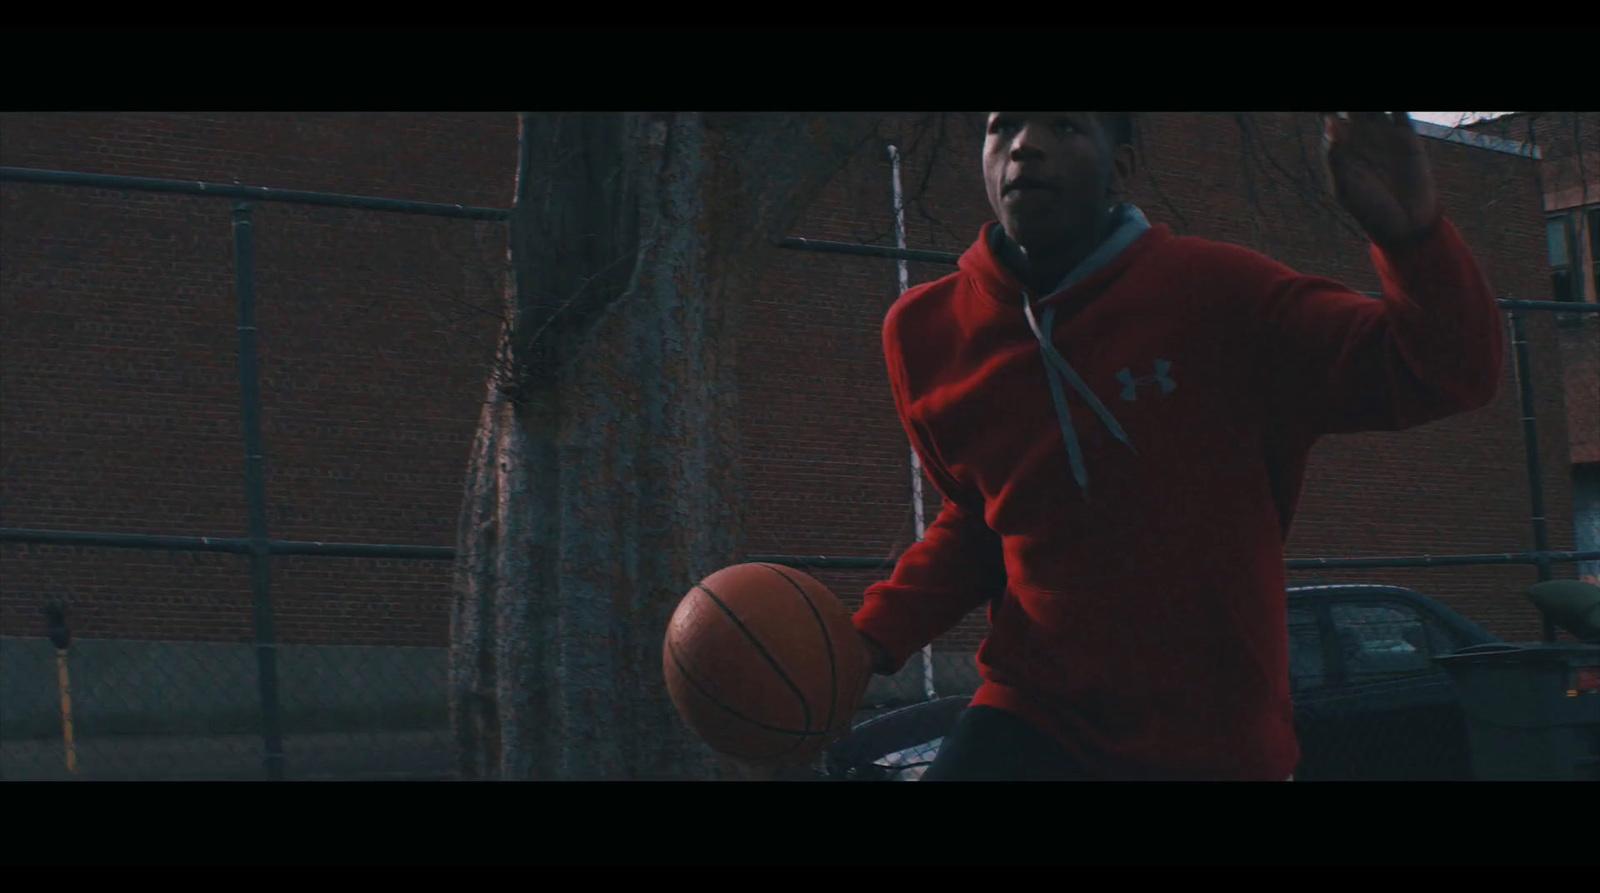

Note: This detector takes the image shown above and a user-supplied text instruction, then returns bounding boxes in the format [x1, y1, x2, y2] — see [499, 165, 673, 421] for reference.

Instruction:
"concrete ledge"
[1414, 119, 1540, 160]
[0, 637, 446, 740]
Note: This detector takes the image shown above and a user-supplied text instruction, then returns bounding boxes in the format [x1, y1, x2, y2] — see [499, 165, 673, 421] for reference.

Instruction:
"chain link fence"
[7, 565, 1591, 782]
[0, 615, 455, 781]
[5, 574, 1586, 782]
[4, 132, 1598, 783]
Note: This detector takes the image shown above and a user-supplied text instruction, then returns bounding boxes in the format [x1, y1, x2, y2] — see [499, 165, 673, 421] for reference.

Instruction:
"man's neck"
[998, 238, 1091, 296]
[998, 208, 1120, 297]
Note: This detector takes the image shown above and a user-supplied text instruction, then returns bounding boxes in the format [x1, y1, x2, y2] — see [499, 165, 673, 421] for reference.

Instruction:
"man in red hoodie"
[849, 112, 1505, 781]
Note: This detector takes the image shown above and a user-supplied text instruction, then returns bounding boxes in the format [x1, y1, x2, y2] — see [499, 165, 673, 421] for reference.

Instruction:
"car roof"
[1288, 583, 1430, 599]
[1287, 583, 1500, 643]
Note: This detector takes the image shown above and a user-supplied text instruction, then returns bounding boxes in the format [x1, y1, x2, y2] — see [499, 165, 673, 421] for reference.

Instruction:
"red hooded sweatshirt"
[852, 206, 1505, 781]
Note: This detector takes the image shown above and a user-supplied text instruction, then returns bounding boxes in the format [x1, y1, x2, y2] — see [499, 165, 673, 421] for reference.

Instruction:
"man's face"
[983, 112, 1127, 256]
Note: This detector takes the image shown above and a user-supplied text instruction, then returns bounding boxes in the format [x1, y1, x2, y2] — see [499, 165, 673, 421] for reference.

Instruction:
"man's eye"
[1052, 119, 1078, 135]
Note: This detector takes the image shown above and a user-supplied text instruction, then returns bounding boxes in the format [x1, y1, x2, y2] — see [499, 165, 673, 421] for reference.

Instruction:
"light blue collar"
[991, 203, 1151, 300]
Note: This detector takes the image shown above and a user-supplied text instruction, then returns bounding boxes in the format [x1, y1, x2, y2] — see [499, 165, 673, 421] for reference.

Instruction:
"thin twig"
[1242, 113, 1367, 242]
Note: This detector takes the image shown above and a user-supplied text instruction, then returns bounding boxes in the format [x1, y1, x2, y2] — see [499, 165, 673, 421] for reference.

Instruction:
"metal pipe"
[232, 203, 285, 780]
[888, 144, 936, 702]
[1355, 292, 1595, 313]
[267, 540, 455, 560]
[745, 551, 1600, 571]
[0, 528, 455, 560]
[1496, 299, 1598, 313]
[1284, 550, 1599, 570]
[746, 555, 899, 570]
[8, 529, 1596, 570]
[1508, 310, 1558, 642]
[777, 236, 961, 265]
[1, 167, 511, 221]
[1, 528, 254, 553]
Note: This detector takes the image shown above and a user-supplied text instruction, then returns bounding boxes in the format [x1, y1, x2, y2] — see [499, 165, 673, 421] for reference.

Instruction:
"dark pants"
[922, 705, 1092, 781]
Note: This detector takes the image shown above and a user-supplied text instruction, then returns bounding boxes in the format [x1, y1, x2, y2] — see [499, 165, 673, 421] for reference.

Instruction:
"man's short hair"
[1097, 112, 1136, 149]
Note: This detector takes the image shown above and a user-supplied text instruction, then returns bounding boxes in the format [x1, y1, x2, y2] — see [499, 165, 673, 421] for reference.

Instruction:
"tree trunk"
[450, 112, 878, 779]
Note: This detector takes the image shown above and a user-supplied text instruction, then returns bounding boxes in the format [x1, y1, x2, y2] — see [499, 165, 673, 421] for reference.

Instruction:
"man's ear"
[1111, 143, 1139, 196]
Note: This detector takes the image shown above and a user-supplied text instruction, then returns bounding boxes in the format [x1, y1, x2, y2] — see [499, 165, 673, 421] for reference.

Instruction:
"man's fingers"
[1344, 111, 1417, 128]
[1321, 113, 1349, 149]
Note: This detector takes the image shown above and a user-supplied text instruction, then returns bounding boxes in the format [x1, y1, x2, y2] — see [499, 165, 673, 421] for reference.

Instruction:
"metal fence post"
[232, 202, 285, 779]
[1508, 308, 1558, 643]
[889, 144, 936, 702]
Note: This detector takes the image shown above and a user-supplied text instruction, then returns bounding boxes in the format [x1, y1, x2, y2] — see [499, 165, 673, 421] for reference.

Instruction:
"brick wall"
[1, 113, 515, 646]
[1468, 113, 1600, 469]
[1465, 112, 1599, 567]
[1472, 112, 1600, 470]
[1468, 111, 1600, 204]
[1, 112, 1580, 656]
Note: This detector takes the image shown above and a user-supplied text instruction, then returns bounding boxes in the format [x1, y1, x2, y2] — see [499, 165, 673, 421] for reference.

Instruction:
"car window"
[1288, 607, 1326, 692]
[1330, 601, 1440, 682]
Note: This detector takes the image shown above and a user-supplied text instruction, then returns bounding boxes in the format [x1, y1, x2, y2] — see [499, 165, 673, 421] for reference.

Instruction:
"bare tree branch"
[1227, 113, 1378, 249]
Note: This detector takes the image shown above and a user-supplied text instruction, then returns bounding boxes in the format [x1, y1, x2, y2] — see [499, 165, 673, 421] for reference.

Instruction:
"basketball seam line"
[666, 640, 829, 740]
[759, 564, 841, 735]
[695, 582, 814, 734]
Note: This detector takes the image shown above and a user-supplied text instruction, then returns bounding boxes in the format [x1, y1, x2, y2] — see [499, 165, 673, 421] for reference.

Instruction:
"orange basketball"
[663, 563, 867, 767]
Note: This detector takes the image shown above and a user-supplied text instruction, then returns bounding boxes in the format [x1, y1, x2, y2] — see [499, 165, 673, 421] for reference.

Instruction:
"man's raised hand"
[1321, 112, 1441, 249]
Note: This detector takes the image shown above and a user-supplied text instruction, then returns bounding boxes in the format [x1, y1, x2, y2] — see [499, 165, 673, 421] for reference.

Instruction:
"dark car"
[822, 583, 1501, 781]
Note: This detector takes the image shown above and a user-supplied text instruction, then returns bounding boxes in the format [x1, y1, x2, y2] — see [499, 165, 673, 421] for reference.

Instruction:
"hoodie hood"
[960, 204, 1157, 499]
[960, 204, 1159, 310]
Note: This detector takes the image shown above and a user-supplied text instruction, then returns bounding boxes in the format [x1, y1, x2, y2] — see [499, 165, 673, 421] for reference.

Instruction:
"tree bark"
[450, 112, 878, 779]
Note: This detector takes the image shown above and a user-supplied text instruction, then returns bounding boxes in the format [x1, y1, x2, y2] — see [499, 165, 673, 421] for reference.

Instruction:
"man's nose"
[1010, 124, 1046, 158]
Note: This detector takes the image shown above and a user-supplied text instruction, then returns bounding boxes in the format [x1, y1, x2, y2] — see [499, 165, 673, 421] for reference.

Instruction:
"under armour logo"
[1115, 360, 1176, 401]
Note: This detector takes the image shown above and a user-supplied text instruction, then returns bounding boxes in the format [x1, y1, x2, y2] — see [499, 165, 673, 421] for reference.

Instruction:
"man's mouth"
[1004, 176, 1057, 194]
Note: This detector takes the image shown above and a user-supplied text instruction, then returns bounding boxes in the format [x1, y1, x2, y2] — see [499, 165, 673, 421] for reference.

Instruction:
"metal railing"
[2, 166, 506, 780]
[2, 160, 1597, 782]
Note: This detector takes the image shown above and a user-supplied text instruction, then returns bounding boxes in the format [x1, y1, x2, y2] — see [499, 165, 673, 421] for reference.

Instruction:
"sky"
[1412, 112, 1516, 128]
